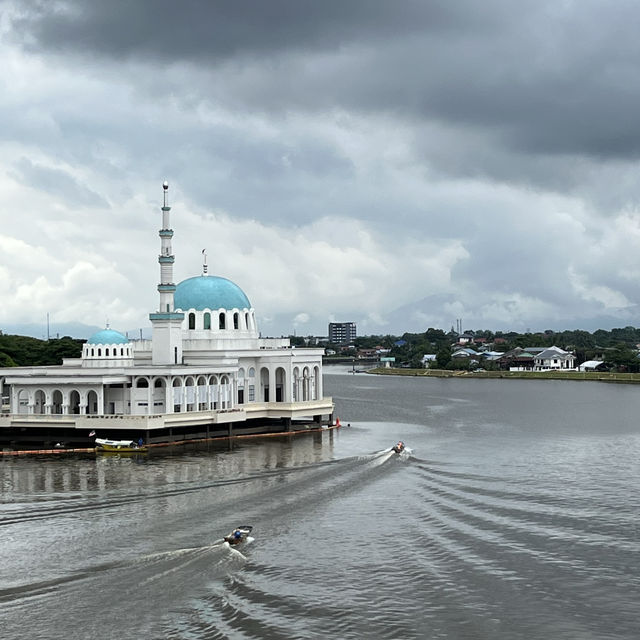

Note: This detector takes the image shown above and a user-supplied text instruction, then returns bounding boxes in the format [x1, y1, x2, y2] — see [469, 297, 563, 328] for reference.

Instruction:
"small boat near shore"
[95, 438, 147, 453]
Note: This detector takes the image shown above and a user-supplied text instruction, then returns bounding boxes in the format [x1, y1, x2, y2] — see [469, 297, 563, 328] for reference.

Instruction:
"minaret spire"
[157, 181, 176, 313]
[149, 181, 185, 365]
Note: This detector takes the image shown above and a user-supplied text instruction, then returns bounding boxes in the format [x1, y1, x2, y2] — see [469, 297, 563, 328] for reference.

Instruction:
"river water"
[2, 368, 640, 639]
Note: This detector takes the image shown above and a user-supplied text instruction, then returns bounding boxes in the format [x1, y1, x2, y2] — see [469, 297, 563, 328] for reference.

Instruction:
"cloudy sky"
[3, 0, 640, 339]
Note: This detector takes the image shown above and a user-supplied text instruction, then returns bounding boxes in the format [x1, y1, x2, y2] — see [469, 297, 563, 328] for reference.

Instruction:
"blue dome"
[174, 275, 251, 311]
[87, 328, 129, 345]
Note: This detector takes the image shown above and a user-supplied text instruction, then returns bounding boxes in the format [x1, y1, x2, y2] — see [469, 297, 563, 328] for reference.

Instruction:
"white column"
[166, 381, 173, 414]
[269, 368, 276, 403]
[98, 388, 104, 415]
[284, 370, 290, 402]
[44, 390, 52, 414]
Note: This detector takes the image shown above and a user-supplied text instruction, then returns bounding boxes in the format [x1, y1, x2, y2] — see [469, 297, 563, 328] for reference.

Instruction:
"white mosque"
[0, 183, 333, 446]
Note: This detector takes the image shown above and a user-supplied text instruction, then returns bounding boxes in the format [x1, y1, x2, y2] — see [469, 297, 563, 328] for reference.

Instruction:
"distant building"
[533, 346, 576, 371]
[578, 360, 606, 372]
[328, 322, 356, 344]
[451, 348, 480, 360]
[498, 347, 535, 371]
[421, 354, 437, 367]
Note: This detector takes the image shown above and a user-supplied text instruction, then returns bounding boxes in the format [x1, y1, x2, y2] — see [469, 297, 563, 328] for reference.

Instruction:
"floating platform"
[0, 417, 340, 456]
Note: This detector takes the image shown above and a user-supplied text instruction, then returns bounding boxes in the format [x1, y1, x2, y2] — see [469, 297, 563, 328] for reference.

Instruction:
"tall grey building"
[328, 322, 356, 344]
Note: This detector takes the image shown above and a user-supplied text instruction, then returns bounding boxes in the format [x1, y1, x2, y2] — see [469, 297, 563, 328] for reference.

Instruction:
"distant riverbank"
[366, 367, 640, 383]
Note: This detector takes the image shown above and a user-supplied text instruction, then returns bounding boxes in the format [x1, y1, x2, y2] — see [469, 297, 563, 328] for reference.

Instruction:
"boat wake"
[1, 446, 413, 639]
[369, 445, 413, 466]
[223, 536, 254, 561]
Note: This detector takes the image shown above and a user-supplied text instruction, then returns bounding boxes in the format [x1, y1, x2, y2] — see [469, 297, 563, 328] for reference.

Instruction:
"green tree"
[436, 345, 451, 368]
[603, 343, 640, 372]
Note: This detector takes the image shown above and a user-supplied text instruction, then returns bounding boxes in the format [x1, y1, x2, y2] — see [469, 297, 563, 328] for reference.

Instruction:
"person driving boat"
[392, 441, 405, 454]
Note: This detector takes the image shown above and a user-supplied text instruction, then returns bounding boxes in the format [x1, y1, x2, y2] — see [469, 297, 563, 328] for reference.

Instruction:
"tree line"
[0, 334, 84, 367]
[3, 326, 640, 371]
[320, 326, 640, 372]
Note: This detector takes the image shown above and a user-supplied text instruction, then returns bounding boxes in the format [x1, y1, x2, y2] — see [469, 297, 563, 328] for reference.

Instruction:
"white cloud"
[4, 2, 640, 337]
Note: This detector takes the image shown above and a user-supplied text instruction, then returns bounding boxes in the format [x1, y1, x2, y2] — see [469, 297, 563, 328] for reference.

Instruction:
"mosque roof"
[87, 328, 129, 345]
[174, 275, 251, 311]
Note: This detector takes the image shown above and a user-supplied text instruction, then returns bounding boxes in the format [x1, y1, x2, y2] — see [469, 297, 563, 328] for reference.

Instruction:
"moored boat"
[95, 438, 147, 453]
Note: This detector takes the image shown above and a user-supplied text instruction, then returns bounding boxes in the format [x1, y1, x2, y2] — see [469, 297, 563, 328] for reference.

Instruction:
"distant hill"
[0, 322, 151, 341]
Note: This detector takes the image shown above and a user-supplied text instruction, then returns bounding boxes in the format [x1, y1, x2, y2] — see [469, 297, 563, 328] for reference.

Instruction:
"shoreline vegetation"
[366, 367, 640, 384]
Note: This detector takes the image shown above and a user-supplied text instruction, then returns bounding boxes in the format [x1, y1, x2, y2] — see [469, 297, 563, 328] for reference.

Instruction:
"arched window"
[91, 348, 95, 357]
[233, 312, 239, 330]
[52, 389, 63, 414]
[245, 312, 249, 329]
[106, 348, 109, 356]
[136, 378, 149, 388]
[172, 377, 182, 412]
[188, 312, 196, 330]
[275, 367, 286, 402]
[219, 312, 226, 330]
[260, 368, 270, 402]
[98, 348, 102, 356]
[204, 312, 211, 330]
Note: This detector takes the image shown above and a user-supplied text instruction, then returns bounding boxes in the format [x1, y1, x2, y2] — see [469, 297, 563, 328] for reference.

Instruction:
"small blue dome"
[87, 328, 129, 345]
[174, 275, 251, 311]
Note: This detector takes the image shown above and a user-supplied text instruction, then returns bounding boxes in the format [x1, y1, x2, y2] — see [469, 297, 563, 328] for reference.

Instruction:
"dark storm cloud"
[12, 0, 640, 167]
[12, 0, 477, 60]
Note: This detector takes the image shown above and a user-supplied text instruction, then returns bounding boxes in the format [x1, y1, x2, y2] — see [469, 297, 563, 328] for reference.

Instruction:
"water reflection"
[0, 430, 335, 501]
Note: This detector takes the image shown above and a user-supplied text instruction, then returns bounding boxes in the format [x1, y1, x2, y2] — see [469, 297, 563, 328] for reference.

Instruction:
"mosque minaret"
[150, 181, 185, 365]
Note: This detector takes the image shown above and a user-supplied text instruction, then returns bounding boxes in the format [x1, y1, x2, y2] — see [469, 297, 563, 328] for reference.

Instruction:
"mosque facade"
[0, 184, 332, 443]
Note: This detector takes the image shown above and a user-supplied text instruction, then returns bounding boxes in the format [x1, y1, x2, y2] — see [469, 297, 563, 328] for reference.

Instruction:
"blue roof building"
[0, 182, 333, 438]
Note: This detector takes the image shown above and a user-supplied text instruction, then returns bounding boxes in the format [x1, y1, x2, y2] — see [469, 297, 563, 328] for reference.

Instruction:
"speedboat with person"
[223, 525, 253, 546]
[392, 441, 405, 454]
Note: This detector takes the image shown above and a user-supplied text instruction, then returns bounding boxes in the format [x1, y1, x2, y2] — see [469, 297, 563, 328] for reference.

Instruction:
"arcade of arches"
[11, 365, 322, 416]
